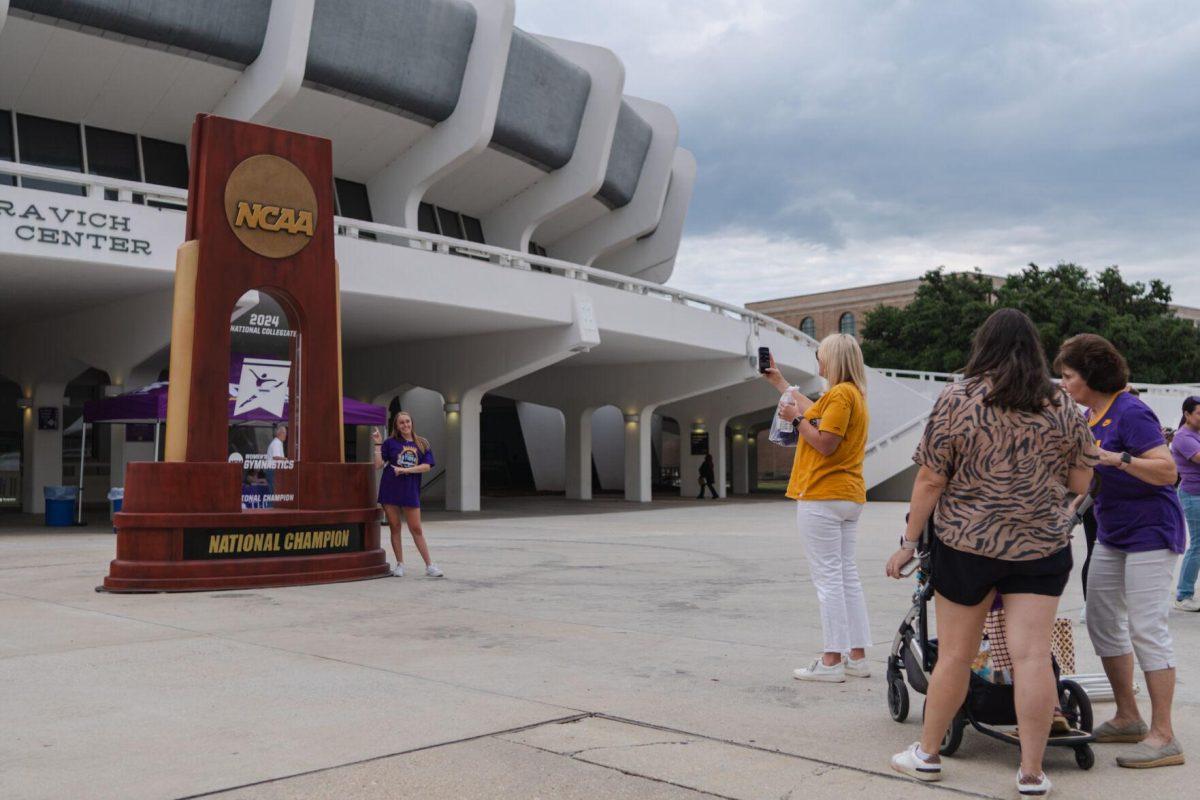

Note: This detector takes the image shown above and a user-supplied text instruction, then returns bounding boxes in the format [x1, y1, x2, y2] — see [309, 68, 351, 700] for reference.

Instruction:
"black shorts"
[931, 538, 1073, 607]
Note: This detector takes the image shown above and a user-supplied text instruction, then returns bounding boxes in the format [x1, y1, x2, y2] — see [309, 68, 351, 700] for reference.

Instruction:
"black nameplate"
[183, 523, 364, 560]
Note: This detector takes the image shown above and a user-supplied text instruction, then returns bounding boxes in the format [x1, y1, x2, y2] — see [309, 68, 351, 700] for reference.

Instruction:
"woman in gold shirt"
[765, 333, 870, 683]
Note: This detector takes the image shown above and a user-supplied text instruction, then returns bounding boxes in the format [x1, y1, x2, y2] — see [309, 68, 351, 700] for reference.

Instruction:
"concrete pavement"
[1, 497, 1196, 799]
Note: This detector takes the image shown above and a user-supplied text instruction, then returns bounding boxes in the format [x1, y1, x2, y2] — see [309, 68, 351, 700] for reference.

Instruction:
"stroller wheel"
[923, 701, 967, 756]
[1059, 679, 1093, 733]
[1075, 745, 1095, 770]
[887, 676, 910, 722]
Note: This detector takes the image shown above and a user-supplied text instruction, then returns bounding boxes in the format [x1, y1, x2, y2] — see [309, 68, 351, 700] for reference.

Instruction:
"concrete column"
[564, 406, 594, 500]
[213, 0, 314, 124]
[443, 390, 482, 512]
[515, 401, 565, 492]
[594, 148, 696, 283]
[712, 421, 728, 498]
[551, 97, 679, 266]
[482, 38, 624, 252]
[678, 418, 705, 499]
[105, 384, 126, 488]
[731, 426, 750, 495]
[623, 408, 654, 503]
[748, 433, 760, 493]
[21, 381, 65, 514]
[368, 0, 514, 228]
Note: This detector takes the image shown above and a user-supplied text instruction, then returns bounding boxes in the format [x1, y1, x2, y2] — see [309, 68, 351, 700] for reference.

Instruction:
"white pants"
[797, 500, 871, 653]
[1085, 542, 1178, 672]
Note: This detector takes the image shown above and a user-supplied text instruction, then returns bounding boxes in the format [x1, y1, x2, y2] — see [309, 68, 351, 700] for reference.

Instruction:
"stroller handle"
[899, 552, 927, 578]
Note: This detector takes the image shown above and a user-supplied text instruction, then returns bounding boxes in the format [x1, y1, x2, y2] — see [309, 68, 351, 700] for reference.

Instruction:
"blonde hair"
[817, 334, 868, 396]
[391, 411, 430, 455]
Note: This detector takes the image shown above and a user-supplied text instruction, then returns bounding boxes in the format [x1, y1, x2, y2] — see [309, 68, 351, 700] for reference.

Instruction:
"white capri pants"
[797, 500, 871, 653]
[1085, 542, 1178, 672]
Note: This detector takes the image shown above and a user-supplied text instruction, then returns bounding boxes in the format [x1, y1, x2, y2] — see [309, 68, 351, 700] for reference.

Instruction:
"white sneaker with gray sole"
[845, 657, 871, 678]
[793, 658, 845, 683]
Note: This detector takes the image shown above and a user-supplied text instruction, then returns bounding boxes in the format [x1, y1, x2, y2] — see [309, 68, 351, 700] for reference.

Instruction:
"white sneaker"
[1017, 770, 1051, 796]
[845, 657, 871, 678]
[793, 658, 845, 683]
[890, 742, 942, 782]
[1174, 597, 1200, 612]
[425, 564, 444, 578]
[392, 563, 404, 577]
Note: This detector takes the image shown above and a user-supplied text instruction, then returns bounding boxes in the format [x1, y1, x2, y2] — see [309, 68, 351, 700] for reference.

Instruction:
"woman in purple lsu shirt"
[1172, 396, 1200, 611]
[1057, 334, 1184, 769]
[372, 411, 443, 578]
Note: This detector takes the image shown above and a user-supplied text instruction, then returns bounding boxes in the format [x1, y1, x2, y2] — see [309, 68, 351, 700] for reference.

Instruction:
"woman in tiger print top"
[887, 309, 1097, 794]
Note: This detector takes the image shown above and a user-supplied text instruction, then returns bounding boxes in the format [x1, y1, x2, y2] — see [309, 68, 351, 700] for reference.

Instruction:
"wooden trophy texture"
[103, 114, 389, 591]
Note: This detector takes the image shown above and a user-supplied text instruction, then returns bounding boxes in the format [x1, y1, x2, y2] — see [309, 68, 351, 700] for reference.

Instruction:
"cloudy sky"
[515, 1, 1200, 308]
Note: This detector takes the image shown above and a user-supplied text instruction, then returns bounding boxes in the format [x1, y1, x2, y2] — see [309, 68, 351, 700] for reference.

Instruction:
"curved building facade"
[0, 1, 920, 516]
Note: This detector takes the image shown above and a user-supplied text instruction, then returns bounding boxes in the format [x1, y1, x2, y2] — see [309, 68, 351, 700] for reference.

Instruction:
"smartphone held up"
[757, 346, 772, 374]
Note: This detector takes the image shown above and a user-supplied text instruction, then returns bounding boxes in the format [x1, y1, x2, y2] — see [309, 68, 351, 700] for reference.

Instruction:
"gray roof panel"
[491, 29, 590, 172]
[598, 101, 652, 209]
[306, 0, 476, 124]
[13, 0, 271, 65]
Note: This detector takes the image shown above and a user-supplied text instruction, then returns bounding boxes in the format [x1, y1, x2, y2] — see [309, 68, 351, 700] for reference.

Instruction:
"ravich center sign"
[103, 115, 389, 592]
[0, 200, 152, 254]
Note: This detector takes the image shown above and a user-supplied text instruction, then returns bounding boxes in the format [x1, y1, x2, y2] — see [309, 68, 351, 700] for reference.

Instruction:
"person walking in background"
[1056, 334, 1184, 768]
[267, 423, 287, 466]
[372, 411, 443, 578]
[1171, 396, 1200, 611]
[697, 453, 718, 499]
[763, 333, 871, 684]
[886, 309, 1096, 796]
[264, 423, 287, 507]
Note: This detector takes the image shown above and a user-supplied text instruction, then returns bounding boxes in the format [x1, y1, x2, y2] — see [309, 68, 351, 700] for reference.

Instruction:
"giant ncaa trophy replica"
[104, 115, 389, 591]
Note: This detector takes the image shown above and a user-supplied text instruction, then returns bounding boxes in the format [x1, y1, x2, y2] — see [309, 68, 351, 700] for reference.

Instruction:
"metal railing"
[864, 412, 931, 458]
[876, 369, 961, 383]
[334, 215, 818, 349]
[0, 161, 188, 206]
[0, 161, 818, 351]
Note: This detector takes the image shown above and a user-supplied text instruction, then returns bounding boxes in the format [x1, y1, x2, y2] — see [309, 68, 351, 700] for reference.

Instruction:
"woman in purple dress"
[372, 411, 443, 578]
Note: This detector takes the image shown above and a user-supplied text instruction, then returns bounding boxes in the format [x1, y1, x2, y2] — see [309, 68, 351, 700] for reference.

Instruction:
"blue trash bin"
[44, 485, 79, 527]
[107, 488, 124, 533]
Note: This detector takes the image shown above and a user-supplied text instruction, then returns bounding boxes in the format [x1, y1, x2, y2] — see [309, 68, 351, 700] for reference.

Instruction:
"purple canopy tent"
[76, 382, 386, 523]
[83, 381, 387, 426]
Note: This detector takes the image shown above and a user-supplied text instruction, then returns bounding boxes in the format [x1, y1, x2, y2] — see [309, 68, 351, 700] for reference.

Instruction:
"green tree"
[860, 264, 1200, 383]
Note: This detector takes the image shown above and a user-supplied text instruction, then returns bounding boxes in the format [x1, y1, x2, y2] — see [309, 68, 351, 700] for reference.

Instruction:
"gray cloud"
[516, 1, 1200, 307]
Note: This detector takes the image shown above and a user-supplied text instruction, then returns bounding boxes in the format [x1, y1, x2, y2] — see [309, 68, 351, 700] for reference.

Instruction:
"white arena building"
[1, 1, 1191, 517]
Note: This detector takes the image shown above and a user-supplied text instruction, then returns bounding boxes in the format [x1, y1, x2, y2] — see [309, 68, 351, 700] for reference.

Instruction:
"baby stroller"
[885, 515, 1096, 770]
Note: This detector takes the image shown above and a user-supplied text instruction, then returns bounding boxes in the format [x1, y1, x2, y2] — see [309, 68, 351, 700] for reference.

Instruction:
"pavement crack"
[172, 713, 591, 800]
[566, 738, 695, 757]
[591, 713, 1005, 799]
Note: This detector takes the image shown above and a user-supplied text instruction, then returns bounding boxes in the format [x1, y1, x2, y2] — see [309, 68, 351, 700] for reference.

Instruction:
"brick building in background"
[749, 276, 1200, 342]
[746, 276, 1002, 341]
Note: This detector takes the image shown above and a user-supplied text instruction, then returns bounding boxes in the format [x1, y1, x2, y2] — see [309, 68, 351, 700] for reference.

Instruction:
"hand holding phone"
[757, 346, 772, 374]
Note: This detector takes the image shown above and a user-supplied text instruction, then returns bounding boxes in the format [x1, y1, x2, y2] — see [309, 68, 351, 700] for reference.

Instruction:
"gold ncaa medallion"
[224, 154, 318, 259]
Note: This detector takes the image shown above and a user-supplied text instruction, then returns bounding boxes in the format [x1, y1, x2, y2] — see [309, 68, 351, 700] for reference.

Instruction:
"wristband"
[899, 536, 917, 551]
